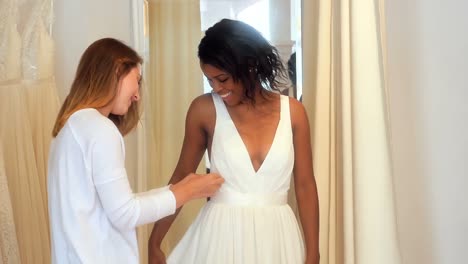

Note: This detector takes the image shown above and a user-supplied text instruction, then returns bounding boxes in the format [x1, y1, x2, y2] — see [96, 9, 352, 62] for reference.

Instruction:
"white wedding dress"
[0, 0, 56, 262]
[22, 0, 60, 200]
[0, 0, 26, 262]
[168, 93, 305, 264]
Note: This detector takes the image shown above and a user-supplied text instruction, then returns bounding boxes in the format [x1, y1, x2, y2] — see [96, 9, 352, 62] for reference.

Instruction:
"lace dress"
[0, 0, 23, 263]
[0, 145, 20, 264]
[0, 0, 53, 262]
[22, 0, 60, 200]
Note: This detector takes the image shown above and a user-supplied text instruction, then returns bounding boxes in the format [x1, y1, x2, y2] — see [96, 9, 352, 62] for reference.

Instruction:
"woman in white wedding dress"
[149, 19, 320, 264]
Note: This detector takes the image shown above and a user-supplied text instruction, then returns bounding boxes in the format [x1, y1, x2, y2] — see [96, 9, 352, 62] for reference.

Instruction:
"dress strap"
[280, 95, 291, 124]
[211, 92, 230, 121]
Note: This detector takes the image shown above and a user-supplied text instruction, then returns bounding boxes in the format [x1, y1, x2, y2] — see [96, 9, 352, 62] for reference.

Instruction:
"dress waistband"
[210, 190, 288, 206]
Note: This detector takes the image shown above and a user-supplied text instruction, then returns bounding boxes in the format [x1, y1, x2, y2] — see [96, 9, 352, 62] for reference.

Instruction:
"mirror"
[197, 0, 303, 171]
[199, 0, 303, 100]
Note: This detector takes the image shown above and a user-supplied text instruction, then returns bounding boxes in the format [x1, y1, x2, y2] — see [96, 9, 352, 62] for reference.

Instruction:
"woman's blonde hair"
[52, 38, 143, 137]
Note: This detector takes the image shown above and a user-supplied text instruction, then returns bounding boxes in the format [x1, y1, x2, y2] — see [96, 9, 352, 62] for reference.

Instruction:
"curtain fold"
[139, 1, 205, 262]
[302, 0, 401, 263]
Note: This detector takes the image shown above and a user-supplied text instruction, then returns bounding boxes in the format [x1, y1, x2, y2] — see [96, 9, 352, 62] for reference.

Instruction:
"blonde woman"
[47, 38, 224, 264]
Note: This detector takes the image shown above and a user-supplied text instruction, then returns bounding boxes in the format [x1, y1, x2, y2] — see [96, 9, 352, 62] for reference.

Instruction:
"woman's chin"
[111, 108, 128, 116]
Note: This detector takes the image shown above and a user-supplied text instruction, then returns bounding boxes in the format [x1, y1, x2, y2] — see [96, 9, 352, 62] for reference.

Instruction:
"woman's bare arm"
[290, 98, 320, 264]
[148, 95, 214, 263]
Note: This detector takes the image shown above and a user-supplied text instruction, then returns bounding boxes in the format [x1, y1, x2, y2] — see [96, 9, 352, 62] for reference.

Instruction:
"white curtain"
[0, 0, 58, 262]
[302, 0, 401, 263]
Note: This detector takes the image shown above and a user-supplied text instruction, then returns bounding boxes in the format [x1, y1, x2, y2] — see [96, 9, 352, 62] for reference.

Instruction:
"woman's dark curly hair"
[198, 19, 287, 103]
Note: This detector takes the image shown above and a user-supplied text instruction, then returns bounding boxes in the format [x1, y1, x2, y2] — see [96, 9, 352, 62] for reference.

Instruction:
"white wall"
[53, 0, 139, 182]
[53, 0, 133, 100]
[385, 1, 468, 263]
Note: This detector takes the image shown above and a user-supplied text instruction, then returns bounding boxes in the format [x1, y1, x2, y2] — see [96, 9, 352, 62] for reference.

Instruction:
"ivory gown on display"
[0, 0, 57, 262]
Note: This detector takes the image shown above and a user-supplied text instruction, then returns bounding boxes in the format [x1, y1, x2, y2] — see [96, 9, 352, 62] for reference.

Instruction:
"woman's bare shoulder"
[189, 93, 214, 113]
[288, 96, 309, 127]
[187, 93, 216, 126]
[192, 93, 213, 106]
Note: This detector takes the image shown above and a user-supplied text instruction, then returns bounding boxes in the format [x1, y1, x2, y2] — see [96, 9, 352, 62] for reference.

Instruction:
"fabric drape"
[137, 1, 206, 262]
[302, 0, 401, 263]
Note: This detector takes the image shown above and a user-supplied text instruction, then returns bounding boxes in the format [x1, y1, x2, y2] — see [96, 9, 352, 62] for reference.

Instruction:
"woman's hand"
[305, 254, 320, 264]
[170, 173, 224, 208]
[148, 247, 166, 264]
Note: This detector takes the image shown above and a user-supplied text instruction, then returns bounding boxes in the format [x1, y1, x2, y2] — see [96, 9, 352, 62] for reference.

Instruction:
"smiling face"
[201, 63, 245, 106]
[110, 65, 142, 115]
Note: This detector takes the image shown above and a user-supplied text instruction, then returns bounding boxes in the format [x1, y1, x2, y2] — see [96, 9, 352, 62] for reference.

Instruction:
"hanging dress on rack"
[22, 0, 60, 216]
[0, 0, 51, 262]
[0, 143, 20, 263]
[0, 1, 26, 262]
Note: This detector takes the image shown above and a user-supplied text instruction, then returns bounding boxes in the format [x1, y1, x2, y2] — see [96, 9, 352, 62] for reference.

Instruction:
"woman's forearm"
[148, 208, 182, 248]
[296, 181, 320, 262]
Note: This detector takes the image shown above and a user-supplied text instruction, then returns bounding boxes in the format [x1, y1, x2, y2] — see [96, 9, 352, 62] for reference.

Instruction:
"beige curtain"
[302, 0, 401, 263]
[137, 0, 205, 262]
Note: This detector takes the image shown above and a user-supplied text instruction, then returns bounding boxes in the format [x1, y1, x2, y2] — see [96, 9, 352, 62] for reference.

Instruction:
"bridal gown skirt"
[167, 195, 305, 264]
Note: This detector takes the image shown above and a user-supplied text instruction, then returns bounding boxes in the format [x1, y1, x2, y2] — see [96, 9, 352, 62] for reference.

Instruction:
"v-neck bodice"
[166, 94, 305, 263]
[210, 92, 295, 194]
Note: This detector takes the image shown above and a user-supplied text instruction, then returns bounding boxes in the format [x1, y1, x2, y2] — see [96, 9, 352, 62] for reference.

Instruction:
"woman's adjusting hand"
[169, 173, 224, 208]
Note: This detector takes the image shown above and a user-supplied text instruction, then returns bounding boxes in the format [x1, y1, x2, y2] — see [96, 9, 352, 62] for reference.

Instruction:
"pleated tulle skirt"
[23, 77, 60, 204]
[167, 201, 305, 264]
